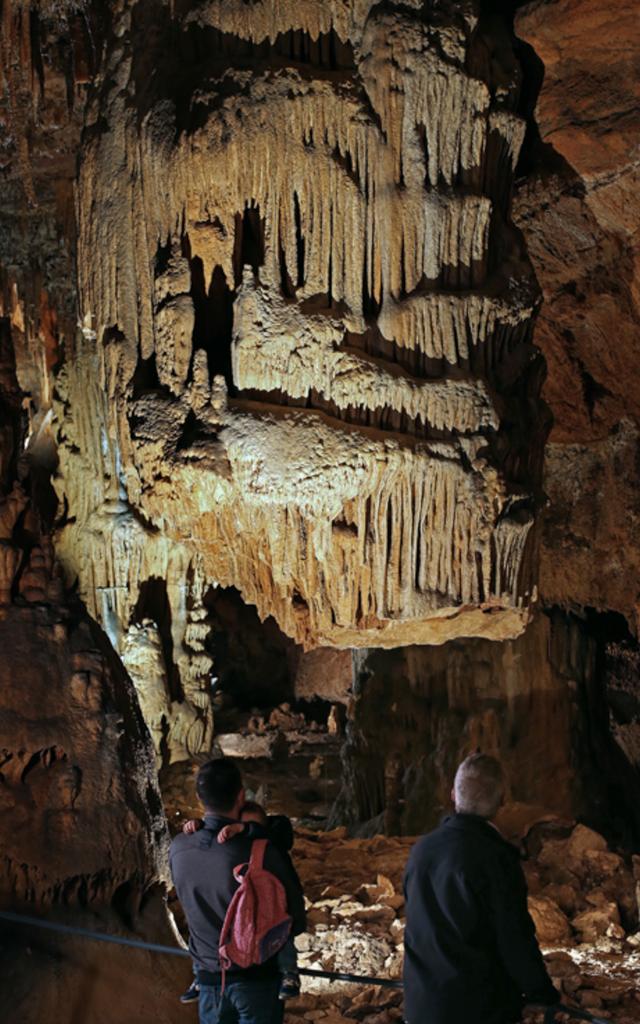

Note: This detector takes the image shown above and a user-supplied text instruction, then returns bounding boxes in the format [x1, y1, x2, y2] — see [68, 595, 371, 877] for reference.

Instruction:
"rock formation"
[49, 0, 546, 688]
[285, 821, 640, 1024]
[2, 0, 640, 1019]
[1, 218, 166, 910]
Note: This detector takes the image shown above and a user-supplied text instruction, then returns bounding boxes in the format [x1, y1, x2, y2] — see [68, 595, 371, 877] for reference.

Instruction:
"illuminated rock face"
[54, 0, 545, 748]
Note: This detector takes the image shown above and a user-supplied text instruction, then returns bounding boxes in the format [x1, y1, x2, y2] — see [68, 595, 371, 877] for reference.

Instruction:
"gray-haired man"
[403, 754, 558, 1024]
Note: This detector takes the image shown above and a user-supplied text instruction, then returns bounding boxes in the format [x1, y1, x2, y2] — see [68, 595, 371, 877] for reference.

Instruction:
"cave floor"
[161, 780, 640, 1024]
[284, 829, 640, 1024]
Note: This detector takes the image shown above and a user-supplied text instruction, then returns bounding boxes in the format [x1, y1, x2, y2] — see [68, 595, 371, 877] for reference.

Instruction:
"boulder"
[528, 896, 572, 944]
[536, 839, 579, 884]
[583, 849, 625, 881]
[215, 732, 276, 759]
[561, 974, 584, 997]
[541, 883, 579, 916]
[538, 825, 617, 883]
[572, 903, 624, 942]
[566, 825, 609, 860]
[543, 952, 578, 978]
[578, 991, 604, 1010]
[582, 975, 636, 1003]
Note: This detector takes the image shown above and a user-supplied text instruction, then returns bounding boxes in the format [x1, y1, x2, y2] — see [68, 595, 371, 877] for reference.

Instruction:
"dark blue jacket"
[170, 813, 306, 981]
[403, 814, 558, 1024]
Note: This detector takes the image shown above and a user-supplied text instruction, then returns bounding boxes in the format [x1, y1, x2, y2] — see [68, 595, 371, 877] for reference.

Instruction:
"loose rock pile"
[287, 823, 640, 1024]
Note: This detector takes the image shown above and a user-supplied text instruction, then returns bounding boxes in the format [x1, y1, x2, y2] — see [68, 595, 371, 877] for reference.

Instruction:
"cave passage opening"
[203, 583, 299, 718]
[157, 585, 348, 827]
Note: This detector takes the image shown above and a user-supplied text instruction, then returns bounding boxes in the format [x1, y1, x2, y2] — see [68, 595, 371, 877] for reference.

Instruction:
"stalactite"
[60, 0, 544, 652]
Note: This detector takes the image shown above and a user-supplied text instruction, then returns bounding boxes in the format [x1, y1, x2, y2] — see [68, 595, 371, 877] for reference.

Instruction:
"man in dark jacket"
[170, 758, 306, 1024]
[403, 753, 559, 1024]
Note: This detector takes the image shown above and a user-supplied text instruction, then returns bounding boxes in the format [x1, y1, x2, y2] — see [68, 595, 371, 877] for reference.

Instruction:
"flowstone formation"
[53, 0, 546, 744]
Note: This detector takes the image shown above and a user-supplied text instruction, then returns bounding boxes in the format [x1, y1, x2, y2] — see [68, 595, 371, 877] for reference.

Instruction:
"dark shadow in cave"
[132, 577, 183, 703]
[0, 317, 58, 556]
[130, 351, 161, 399]
[233, 203, 265, 287]
[202, 585, 338, 724]
[188, 586, 344, 821]
[182, 235, 235, 389]
[202, 585, 299, 718]
[550, 606, 640, 849]
[0, 317, 24, 496]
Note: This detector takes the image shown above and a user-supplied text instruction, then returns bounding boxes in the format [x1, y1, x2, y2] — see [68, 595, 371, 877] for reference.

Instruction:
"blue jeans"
[198, 977, 282, 1024]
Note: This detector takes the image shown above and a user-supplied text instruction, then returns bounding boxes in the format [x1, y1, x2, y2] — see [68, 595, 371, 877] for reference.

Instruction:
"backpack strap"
[232, 837, 268, 882]
[248, 838, 268, 872]
[233, 861, 249, 883]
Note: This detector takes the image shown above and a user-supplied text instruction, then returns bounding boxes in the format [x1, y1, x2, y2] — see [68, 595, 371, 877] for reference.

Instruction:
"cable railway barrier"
[0, 909, 613, 1021]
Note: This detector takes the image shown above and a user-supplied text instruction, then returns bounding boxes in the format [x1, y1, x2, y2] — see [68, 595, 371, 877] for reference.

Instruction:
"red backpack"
[219, 838, 292, 971]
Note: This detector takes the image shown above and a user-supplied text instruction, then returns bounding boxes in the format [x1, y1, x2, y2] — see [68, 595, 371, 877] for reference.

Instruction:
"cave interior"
[1, 0, 640, 1021]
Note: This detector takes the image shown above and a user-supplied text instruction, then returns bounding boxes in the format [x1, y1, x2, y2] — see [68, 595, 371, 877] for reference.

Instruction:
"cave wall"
[334, 607, 640, 846]
[332, 611, 575, 835]
[513, 0, 640, 621]
[516, 0, 640, 832]
[0, 11, 197, 1020]
[0, 6, 170, 911]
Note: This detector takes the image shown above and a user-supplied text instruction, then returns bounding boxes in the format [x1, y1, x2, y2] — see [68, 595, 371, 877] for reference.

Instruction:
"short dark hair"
[240, 800, 267, 825]
[196, 759, 243, 813]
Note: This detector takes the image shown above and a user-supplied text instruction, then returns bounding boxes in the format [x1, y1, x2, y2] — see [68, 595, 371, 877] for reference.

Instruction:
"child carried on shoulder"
[180, 799, 302, 1004]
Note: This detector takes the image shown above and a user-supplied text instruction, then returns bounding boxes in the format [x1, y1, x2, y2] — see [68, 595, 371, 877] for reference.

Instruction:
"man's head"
[196, 758, 244, 817]
[239, 800, 268, 826]
[452, 753, 505, 819]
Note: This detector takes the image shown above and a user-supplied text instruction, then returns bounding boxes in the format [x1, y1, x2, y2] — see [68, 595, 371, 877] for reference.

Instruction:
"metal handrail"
[0, 909, 616, 1015]
[0, 910, 402, 988]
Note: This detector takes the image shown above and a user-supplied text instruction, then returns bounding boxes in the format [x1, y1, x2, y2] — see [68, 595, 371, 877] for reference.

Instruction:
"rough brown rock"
[528, 896, 572, 944]
[288, 826, 640, 1024]
[0, 603, 167, 906]
[514, 0, 640, 622]
[572, 905, 625, 944]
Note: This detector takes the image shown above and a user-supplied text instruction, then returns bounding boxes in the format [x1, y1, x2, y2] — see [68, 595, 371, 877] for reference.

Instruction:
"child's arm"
[182, 818, 204, 834]
[217, 822, 247, 844]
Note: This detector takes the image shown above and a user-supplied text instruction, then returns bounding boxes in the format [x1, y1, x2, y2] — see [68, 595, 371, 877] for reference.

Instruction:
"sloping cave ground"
[3, 820, 639, 1024]
[286, 822, 640, 1024]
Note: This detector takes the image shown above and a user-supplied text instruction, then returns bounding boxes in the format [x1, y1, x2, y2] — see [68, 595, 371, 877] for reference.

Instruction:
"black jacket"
[170, 814, 306, 981]
[403, 814, 558, 1024]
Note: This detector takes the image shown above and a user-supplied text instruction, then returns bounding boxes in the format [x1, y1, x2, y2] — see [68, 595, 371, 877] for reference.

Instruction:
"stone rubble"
[284, 822, 640, 1024]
